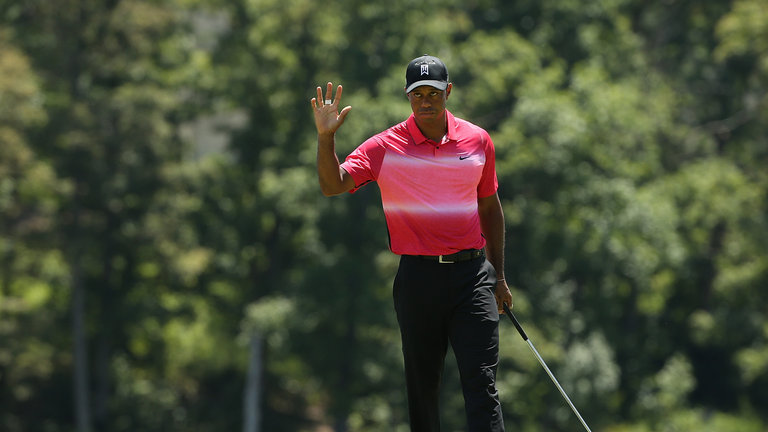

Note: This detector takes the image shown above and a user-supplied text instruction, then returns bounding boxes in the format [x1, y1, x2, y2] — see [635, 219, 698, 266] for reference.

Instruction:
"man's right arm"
[317, 132, 356, 196]
[311, 82, 354, 196]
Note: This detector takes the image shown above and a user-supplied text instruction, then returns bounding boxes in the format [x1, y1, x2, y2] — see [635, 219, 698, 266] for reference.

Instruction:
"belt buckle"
[438, 255, 454, 264]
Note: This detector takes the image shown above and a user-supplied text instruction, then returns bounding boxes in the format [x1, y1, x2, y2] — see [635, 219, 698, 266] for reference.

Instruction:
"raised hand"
[311, 82, 352, 136]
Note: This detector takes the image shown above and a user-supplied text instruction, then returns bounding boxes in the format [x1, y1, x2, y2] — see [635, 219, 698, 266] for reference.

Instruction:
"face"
[407, 84, 452, 124]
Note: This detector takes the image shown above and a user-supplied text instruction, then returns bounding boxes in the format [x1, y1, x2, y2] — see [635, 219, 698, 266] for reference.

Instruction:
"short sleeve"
[340, 136, 386, 193]
[477, 131, 498, 198]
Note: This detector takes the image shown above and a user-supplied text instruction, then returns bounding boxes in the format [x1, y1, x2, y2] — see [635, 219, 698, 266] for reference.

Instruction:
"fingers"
[324, 83, 343, 106]
[495, 282, 513, 314]
[503, 295, 513, 313]
[311, 84, 351, 134]
[312, 83, 344, 107]
[334, 84, 343, 105]
[311, 85, 326, 109]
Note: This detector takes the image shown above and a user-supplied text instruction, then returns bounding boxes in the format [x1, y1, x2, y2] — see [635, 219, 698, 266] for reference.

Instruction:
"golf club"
[502, 303, 592, 432]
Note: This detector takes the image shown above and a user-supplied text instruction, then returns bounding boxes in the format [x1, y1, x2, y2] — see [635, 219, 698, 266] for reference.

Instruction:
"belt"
[416, 249, 485, 264]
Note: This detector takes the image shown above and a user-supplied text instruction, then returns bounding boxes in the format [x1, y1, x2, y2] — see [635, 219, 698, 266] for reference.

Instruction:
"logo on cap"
[405, 55, 449, 94]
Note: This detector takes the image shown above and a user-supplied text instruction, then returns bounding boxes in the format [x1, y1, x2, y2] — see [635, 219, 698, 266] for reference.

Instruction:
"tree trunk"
[72, 251, 92, 432]
[243, 333, 263, 432]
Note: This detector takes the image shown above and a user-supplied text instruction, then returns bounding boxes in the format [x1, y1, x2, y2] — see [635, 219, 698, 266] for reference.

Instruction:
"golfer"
[311, 54, 512, 432]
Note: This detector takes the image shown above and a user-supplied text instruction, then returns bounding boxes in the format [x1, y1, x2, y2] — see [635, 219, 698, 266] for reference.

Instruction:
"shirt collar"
[406, 110, 456, 146]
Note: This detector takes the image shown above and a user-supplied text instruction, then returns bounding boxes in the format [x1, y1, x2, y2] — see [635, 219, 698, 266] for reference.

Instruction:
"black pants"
[393, 254, 505, 432]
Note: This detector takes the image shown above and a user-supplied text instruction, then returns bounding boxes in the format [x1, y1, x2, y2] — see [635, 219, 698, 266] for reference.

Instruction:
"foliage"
[0, 0, 767, 431]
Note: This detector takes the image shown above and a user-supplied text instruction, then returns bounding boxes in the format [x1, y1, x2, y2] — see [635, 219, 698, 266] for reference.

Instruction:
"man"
[310, 54, 512, 432]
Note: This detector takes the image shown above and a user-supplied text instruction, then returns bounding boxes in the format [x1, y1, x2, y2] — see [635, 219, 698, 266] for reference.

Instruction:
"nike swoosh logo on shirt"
[459, 156, 471, 160]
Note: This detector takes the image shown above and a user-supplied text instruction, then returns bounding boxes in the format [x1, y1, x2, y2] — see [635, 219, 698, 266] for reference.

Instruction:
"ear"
[445, 83, 452, 99]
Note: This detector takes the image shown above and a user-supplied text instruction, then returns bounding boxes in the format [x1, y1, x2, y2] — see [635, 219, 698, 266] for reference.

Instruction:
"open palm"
[311, 82, 352, 135]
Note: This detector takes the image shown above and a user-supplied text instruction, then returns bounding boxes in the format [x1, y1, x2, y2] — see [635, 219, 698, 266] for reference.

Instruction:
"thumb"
[337, 106, 352, 124]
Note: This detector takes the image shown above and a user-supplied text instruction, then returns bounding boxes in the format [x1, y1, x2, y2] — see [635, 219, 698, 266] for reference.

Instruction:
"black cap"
[405, 54, 449, 93]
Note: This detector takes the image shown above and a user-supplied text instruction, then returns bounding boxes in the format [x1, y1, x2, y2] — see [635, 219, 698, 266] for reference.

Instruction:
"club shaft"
[524, 339, 592, 432]
[503, 304, 592, 432]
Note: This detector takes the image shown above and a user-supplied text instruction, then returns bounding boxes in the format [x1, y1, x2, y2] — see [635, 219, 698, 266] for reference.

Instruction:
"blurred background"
[1, 0, 767, 431]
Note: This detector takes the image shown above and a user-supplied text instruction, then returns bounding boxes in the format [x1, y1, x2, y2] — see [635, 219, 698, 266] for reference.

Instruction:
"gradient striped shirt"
[341, 110, 498, 255]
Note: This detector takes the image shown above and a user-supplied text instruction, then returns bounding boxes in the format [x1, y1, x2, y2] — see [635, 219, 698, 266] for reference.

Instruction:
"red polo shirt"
[340, 110, 498, 255]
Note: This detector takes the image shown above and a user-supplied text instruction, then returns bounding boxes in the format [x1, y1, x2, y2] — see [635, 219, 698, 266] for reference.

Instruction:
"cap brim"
[406, 80, 448, 94]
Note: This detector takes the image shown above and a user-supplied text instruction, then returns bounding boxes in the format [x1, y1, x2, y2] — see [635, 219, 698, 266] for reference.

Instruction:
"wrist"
[317, 134, 335, 149]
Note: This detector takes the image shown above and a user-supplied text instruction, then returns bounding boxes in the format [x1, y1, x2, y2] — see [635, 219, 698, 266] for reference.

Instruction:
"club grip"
[503, 303, 529, 341]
